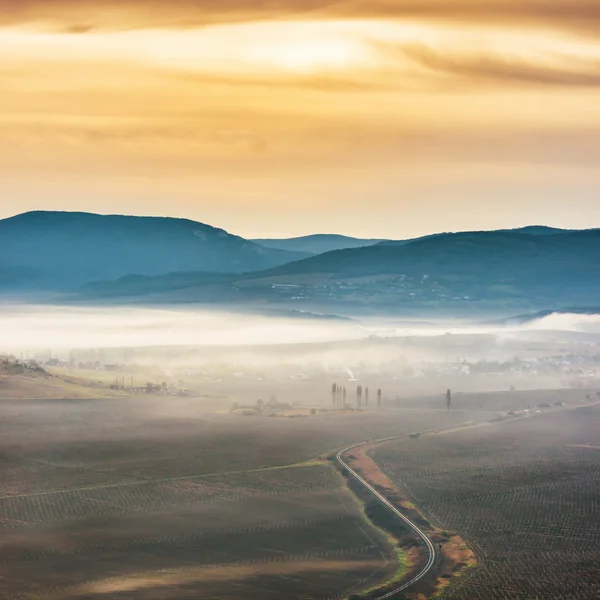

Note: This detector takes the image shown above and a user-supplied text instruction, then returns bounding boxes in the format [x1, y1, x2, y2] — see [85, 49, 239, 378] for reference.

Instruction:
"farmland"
[0, 391, 597, 599]
[0, 395, 490, 600]
[372, 405, 600, 599]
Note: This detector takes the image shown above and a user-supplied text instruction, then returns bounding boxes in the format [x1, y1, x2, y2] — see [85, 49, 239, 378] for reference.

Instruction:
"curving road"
[336, 438, 437, 599]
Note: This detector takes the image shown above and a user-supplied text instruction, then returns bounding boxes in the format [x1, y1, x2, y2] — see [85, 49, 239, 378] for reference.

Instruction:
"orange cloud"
[394, 44, 600, 88]
[0, 0, 599, 34]
[1, 2, 599, 235]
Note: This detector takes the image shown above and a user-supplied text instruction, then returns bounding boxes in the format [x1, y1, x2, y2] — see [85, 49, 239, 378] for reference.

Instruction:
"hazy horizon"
[2, 303, 599, 355]
[0, 208, 594, 240]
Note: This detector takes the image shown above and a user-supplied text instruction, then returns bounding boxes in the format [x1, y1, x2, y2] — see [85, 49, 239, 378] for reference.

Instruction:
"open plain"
[0, 388, 598, 600]
[372, 404, 600, 599]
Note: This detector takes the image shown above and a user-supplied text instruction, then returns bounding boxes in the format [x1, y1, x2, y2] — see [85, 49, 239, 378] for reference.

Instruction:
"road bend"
[336, 438, 437, 599]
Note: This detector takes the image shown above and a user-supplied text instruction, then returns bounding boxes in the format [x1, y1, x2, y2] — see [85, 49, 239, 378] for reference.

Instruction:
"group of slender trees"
[331, 384, 452, 410]
[331, 383, 347, 407]
[356, 385, 367, 408]
[331, 383, 382, 409]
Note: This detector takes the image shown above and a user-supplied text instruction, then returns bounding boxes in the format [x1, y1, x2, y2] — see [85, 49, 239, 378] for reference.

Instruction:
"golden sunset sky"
[1, 0, 600, 237]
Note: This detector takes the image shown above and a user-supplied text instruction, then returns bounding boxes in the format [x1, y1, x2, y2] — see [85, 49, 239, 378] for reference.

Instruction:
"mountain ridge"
[0, 210, 310, 290]
[253, 225, 576, 255]
[257, 228, 600, 278]
[252, 233, 386, 255]
[77, 227, 600, 312]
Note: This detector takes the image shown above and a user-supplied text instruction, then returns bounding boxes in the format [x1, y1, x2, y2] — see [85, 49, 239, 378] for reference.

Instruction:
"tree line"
[330, 384, 453, 410]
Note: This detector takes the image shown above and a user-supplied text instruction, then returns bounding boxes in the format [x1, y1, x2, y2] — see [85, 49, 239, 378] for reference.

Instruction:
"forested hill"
[0, 211, 309, 290]
[244, 229, 600, 308]
[261, 229, 600, 282]
[80, 228, 600, 310]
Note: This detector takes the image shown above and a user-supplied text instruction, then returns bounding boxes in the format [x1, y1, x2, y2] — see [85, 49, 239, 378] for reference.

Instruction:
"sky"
[1, 0, 600, 238]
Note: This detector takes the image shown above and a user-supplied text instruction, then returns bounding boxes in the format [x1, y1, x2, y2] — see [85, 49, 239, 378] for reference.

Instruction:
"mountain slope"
[255, 226, 566, 255]
[0, 211, 309, 290]
[262, 229, 600, 281]
[253, 234, 386, 254]
[80, 228, 600, 310]
[376, 225, 572, 248]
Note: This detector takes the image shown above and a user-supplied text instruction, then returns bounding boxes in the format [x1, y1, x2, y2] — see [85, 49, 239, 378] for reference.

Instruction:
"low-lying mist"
[521, 312, 600, 334]
[0, 305, 365, 354]
[1, 304, 599, 369]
